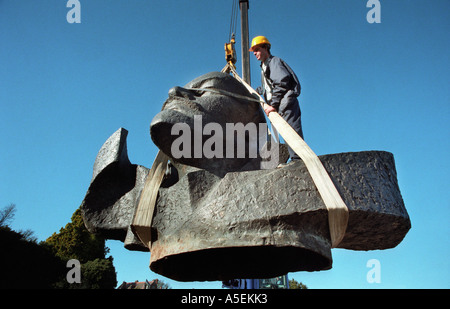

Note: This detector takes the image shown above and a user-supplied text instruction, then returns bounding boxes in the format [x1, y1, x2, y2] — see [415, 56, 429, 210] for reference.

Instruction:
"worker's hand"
[264, 105, 277, 116]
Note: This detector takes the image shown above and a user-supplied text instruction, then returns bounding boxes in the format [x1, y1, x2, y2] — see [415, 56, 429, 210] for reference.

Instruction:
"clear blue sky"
[1, 0, 448, 289]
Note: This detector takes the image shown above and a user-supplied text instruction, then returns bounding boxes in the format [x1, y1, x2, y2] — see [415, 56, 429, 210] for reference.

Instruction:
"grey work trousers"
[278, 96, 303, 161]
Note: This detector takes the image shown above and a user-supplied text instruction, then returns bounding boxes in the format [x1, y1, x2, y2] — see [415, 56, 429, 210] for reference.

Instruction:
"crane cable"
[224, 0, 239, 70]
[228, 0, 239, 42]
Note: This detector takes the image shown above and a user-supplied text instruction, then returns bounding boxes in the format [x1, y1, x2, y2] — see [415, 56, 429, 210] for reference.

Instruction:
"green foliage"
[55, 257, 117, 289]
[156, 280, 171, 289]
[45, 207, 117, 289]
[0, 204, 117, 289]
[81, 258, 117, 289]
[289, 278, 308, 289]
[45, 208, 107, 263]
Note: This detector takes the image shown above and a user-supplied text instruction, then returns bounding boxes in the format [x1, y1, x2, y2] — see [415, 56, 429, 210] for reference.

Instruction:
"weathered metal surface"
[80, 72, 410, 282]
[149, 151, 410, 281]
[80, 128, 149, 251]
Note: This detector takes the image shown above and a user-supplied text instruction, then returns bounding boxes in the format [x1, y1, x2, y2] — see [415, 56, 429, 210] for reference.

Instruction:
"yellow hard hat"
[249, 36, 271, 51]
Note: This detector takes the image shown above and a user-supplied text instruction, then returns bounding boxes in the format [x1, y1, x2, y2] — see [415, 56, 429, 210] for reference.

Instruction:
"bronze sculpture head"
[150, 72, 269, 175]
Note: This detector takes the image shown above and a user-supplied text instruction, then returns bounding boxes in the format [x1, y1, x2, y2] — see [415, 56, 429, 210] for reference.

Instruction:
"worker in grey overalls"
[250, 35, 303, 162]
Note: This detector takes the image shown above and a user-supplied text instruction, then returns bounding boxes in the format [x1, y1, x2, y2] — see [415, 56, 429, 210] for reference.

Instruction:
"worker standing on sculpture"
[250, 36, 303, 162]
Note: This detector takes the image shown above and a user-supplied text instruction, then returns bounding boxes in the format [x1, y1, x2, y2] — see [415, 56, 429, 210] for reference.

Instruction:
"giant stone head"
[150, 72, 268, 176]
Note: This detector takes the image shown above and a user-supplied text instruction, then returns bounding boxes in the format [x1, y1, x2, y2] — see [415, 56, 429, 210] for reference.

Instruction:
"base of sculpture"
[151, 243, 331, 282]
[148, 151, 410, 281]
[81, 128, 410, 282]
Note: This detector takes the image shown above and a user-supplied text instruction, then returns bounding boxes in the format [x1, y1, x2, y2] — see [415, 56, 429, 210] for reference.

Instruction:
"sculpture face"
[150, 72, 267, 174]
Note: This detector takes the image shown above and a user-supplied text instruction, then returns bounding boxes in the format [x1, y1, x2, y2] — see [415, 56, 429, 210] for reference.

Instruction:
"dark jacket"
[257, 55, 301, 112]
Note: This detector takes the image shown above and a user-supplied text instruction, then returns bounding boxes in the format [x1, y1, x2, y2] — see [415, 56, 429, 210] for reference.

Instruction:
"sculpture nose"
[168, 86, 195, 99]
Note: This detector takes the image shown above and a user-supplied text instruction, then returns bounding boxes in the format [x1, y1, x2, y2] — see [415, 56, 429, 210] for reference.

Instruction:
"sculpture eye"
[187, 87, 218, 97]
[168, 86, 197, 100]
[189, 88, 207, 96]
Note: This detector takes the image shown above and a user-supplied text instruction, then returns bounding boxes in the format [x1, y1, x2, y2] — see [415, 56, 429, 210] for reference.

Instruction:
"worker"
[250, 35, 303, 162]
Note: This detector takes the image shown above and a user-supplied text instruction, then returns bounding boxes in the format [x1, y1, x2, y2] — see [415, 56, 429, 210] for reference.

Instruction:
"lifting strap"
[131, 150, 168, 249]
[132, 64, 349, 249]
[225, 64, 349, 248]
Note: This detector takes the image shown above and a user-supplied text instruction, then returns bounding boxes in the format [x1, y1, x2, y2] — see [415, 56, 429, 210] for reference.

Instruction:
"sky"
[1, 0, 448, 289]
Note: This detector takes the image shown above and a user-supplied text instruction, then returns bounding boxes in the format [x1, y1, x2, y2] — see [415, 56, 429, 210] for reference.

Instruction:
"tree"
[1, 226, 66, 288]
[289, 278, 308, 289]
[1, 204, 117, 288]
[155, 279, 171, 289]
[1, 204, 65, 288]
[46, 208, 107, 263]
[1, 204, 37, 242]
[78, 258, 117, 289]
[45, 207, 117, 289]
[0, 203, 16, 227]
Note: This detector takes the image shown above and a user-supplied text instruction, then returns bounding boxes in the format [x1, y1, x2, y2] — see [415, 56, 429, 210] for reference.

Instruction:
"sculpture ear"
[81, 128, 150, 249]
